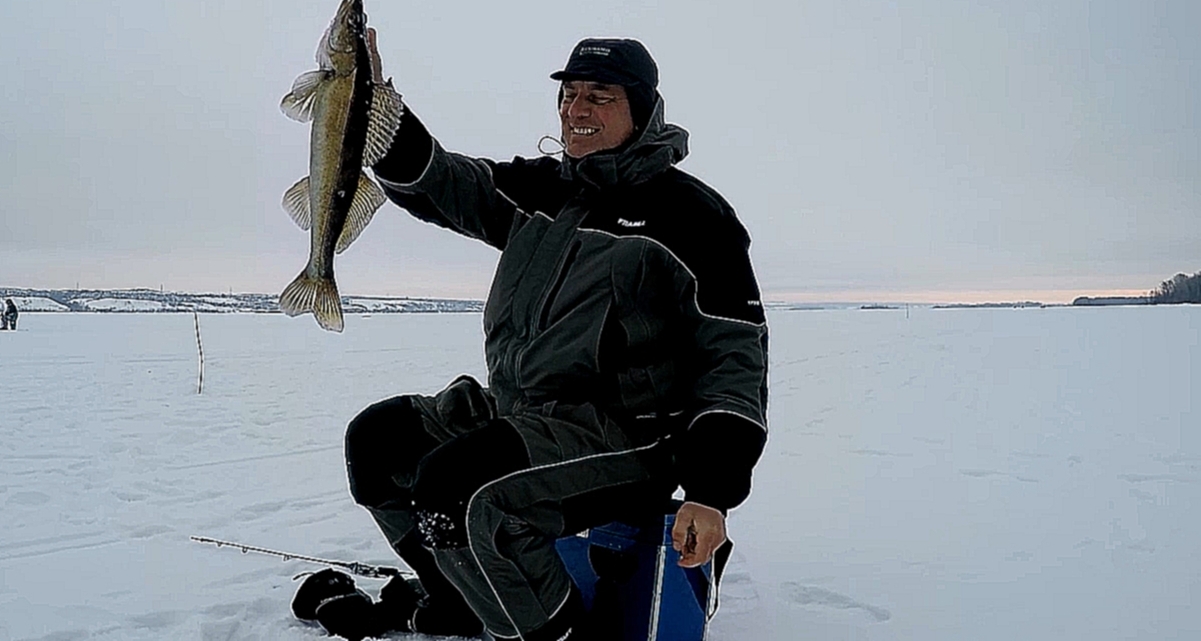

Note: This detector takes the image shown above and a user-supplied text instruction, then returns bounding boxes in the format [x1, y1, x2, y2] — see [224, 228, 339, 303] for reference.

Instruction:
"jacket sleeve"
[672, 207, 769, 513]
[370, 106, 519, 250]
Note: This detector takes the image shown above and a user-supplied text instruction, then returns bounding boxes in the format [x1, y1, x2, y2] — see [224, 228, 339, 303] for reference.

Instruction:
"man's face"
[559, 81, 635, 158]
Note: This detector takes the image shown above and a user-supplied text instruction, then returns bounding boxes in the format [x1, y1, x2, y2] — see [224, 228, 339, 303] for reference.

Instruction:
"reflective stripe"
[647, 537, 667, 640]
[465, 440, 662, 640]
[576, 227, 766, 328]
[686, 408, 767, 434]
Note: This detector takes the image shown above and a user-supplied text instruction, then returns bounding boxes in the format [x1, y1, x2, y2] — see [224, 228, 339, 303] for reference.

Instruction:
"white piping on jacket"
[374, 137, 437, 189]
[686, 408, 766, 434]
[464, 440, 662, 641]
[576, 227, 767, 329]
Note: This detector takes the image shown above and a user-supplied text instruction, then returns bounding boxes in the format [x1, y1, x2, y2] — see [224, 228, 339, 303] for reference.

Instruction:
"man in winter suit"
[2, 299, 17, 331]
[296, 37, 768, 641]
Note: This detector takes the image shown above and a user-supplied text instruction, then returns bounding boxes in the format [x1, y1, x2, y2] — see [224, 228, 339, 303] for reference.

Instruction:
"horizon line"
[2, 285, 1156, 307]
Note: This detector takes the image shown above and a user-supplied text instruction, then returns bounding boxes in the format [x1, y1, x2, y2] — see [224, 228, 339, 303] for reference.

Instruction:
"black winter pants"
[345, 375, 676, 640]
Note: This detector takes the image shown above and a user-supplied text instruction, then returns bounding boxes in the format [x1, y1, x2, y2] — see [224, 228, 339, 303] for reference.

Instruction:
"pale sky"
[1, 0, 1197, 303]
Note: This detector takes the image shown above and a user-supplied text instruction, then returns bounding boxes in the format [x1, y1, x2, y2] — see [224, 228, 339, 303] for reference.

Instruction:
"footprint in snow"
[6, 491, 51, 507]
[960, 469, 1006, 479]
[715, 571, 760, 615]
[781, 582, 891, 622]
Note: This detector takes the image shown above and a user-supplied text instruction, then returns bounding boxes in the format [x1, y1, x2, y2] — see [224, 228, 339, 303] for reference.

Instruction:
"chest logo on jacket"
[617, 217, 647, 228]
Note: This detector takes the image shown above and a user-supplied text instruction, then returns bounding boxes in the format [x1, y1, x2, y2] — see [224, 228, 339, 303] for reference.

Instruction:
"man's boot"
[389, 532, 484, 637]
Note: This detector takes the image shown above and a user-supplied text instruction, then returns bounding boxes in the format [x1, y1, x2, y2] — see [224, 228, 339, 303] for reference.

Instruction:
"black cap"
[551, 38, 659, 90]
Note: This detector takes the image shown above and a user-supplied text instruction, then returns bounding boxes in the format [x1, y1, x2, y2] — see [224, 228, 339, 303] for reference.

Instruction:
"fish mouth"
[328, 0, 366, 52]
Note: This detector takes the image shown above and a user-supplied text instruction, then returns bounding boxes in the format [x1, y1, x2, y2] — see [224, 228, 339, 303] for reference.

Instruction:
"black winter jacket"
[373, 98, 768, 511]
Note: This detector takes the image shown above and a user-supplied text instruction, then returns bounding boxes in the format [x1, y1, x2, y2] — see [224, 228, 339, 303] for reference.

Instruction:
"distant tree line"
[1149, 271, 1201, 304]
[1073, 269, 1200, 306]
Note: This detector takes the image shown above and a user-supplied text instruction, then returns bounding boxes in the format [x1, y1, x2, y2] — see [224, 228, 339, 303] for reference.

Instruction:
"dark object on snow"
[293, 568, 481, 640]
[292, 568, 361, 621]
[312, 589, 377, 641]
[2, 298, 16, 330]
[293, 568, 395, 641]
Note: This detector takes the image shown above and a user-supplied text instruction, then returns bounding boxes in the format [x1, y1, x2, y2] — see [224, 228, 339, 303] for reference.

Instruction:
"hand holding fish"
[367, 28, 384, 84]
[278, 1, 403, 332]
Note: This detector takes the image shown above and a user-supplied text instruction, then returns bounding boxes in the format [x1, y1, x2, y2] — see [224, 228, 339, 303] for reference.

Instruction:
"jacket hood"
[561, 94, 689, 189]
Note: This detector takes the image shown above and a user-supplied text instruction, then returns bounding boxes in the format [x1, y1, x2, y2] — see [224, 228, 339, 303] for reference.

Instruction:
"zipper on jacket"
[537, 240, 582, 331]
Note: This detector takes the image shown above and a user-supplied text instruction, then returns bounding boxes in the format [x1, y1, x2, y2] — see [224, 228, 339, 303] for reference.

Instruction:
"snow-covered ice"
[0, 307, 1197, 640]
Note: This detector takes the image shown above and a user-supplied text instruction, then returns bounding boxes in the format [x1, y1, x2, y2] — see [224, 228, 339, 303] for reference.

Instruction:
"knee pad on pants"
[345, 396, 438, 508]
[412, 420, 529, 549]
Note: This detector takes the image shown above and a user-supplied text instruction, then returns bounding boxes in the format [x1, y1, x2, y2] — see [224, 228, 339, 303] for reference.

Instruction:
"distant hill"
[0, 288, 483, 314]
[1071, 296, 1150, 307]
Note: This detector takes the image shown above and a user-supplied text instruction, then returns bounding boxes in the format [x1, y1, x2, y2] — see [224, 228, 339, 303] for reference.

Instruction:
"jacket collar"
[560, 96, 689, 189]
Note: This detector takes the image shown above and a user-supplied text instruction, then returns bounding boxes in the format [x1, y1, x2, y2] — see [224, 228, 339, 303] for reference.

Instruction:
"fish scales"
[279, 0, 401, 332]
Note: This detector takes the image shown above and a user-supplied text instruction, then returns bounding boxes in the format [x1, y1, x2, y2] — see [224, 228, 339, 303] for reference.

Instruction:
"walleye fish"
[279, 0, 403, 332]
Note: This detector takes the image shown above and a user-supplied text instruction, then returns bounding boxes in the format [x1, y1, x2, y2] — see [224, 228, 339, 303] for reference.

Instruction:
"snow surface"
[1, 308, 1198, 640]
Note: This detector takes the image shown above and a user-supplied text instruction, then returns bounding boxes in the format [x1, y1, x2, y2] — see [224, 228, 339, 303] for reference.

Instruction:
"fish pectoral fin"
[334, 173, 387, 254]
[280, 273, 344, 333]
[363, 79, 405, 166]
[282, 177, 313, 230]
[280, 70, 329, 123]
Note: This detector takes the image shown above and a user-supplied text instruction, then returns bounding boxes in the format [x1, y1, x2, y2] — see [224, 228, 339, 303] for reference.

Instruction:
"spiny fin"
[315, 24, 335, 70]
[282, 176, 312, 230]
[363, 79, 405, 166]
[280, 273, 344, 333]
[335, 173, 387, 254]
[281, 70, 328, 123]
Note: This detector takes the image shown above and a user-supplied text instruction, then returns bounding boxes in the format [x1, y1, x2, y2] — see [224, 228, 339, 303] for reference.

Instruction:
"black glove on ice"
[314, 590, 380, 641]
[292, 568, 429, 641]
[292, 568, 360, 621]
[292, 568, 378, 641]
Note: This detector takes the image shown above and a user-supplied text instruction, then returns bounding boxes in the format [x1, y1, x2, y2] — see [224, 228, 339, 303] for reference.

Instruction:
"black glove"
[292, 569, 359, 621]
[314, 590, 380, 641]
[291, 568, 379, 641]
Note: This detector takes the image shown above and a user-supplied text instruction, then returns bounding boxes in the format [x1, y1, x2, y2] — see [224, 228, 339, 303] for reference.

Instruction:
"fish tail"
[280, 273, 344, 333]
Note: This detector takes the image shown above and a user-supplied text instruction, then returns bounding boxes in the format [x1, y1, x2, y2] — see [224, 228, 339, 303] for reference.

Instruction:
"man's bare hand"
[671, 501, 727, 568]
[366, 27, 383, 83]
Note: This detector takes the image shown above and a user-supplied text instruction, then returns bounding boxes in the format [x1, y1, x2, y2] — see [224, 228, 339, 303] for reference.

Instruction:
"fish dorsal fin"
[281, 70, 328, 123]
[363, 79, 405, 167]
[282, 176, 312, 230]
[335, 173, 386, 254]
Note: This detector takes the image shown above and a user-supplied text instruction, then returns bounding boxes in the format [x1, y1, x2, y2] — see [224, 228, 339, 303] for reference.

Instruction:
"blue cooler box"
[555, 512, 724, 641]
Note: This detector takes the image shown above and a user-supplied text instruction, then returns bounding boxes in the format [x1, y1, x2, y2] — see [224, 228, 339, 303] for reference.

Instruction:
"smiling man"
[559, 80, 635, 158]
[293, 38, 769, 641]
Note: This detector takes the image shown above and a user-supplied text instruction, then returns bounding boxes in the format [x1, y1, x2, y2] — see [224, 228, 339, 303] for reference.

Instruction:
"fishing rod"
[190, 535, 412, 580]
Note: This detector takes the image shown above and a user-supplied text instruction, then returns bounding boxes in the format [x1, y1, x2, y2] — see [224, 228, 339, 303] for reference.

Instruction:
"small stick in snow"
[193, 309, 204, 394]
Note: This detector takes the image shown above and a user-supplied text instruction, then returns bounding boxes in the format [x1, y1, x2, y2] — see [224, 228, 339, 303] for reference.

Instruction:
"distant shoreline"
[0, 288, 483, 314]
[2, 287, 1195, 315]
